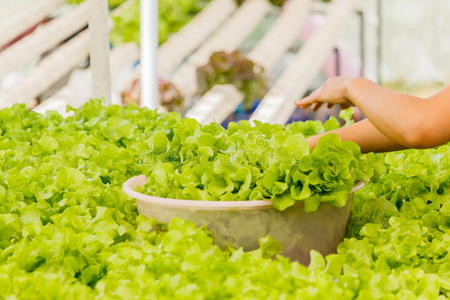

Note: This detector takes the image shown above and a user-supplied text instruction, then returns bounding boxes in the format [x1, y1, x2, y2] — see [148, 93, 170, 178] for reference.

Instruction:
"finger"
[295, 95, 312, 107]
[296, 87, 323, 107]
[295, 98, 312, 108]
[296, 94, 316, 108]
[311, 102, 323, 112]
[300, 89, 320, 103]
[312, 103, 322, 111]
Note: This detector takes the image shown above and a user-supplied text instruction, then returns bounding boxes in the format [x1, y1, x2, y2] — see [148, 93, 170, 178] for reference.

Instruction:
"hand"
[295, 77, 355, 111]
[306, 135, 319, 149]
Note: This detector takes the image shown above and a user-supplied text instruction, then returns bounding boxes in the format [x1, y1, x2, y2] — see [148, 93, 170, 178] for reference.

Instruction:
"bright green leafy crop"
[0, 100, 448, 299]
[110, 0, 212, 46]
[68, 0, 126, 7]
[345, 143, 450, 297]
[69, 0, 209, 45]
[236, 0, 287, 7]
[137, 110, 379, 211]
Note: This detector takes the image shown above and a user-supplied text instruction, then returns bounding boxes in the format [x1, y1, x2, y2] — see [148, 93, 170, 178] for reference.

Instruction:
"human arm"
[307, 119, 407, 153]
[296, 78, 450, 150]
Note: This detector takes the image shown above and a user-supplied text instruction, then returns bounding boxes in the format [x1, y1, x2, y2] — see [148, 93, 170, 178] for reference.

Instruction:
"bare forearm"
[308, 119, 406, 153]
[345, 79, 431, 148]
[297, 78, 450, 150]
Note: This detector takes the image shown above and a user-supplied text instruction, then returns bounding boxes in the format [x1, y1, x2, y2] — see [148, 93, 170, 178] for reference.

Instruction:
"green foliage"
[349, 145, 450, 237]
[0, 101, 448, 299]
[196, 50, 269, 110]
[159, 79, 185, 112]
[339, 107, 355, 126]
[344, 144, 450, 297]
[110, 0, 212, 46]
[137, 110, 377, 211]
[122, 79, 186, 112]
[236, 0, 287, 7]
[67, 0, 128, 8]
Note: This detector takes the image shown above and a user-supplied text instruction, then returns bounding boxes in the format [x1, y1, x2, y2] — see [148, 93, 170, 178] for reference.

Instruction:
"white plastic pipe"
[88, 0, 112, 104]
[140, 0, 159, 109]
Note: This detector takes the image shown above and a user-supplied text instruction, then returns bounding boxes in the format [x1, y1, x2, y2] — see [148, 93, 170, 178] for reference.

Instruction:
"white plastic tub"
[123, 175, 364, 265]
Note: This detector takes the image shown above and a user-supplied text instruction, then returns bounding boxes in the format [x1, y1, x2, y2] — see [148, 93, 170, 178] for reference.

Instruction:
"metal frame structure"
[88, 0, 112, 104]
[140, 0, 159, 109]
[376, 0, 383, 84]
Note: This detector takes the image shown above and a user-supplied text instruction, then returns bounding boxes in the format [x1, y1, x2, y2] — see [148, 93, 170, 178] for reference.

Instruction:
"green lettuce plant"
[0, 100, 447, 298]
[235, 0, 287, 7]
[197, 50, 269, 110]
[110, 0, 212, 45]
[122, 78, 186, 112]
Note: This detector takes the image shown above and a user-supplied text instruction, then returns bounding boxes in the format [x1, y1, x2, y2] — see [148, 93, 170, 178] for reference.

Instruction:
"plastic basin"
[123, 175, 364, 265]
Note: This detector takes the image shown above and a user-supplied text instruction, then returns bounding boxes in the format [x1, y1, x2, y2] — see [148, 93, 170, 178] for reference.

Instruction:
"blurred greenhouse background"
[339, 0, 450, 95]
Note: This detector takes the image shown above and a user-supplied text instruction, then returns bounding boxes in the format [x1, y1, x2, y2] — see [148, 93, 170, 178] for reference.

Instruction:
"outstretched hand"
[295, 77, 355, 111]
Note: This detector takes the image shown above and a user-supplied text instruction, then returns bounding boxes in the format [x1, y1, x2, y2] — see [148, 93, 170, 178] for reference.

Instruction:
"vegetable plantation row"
[0, 101, 448, 299]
